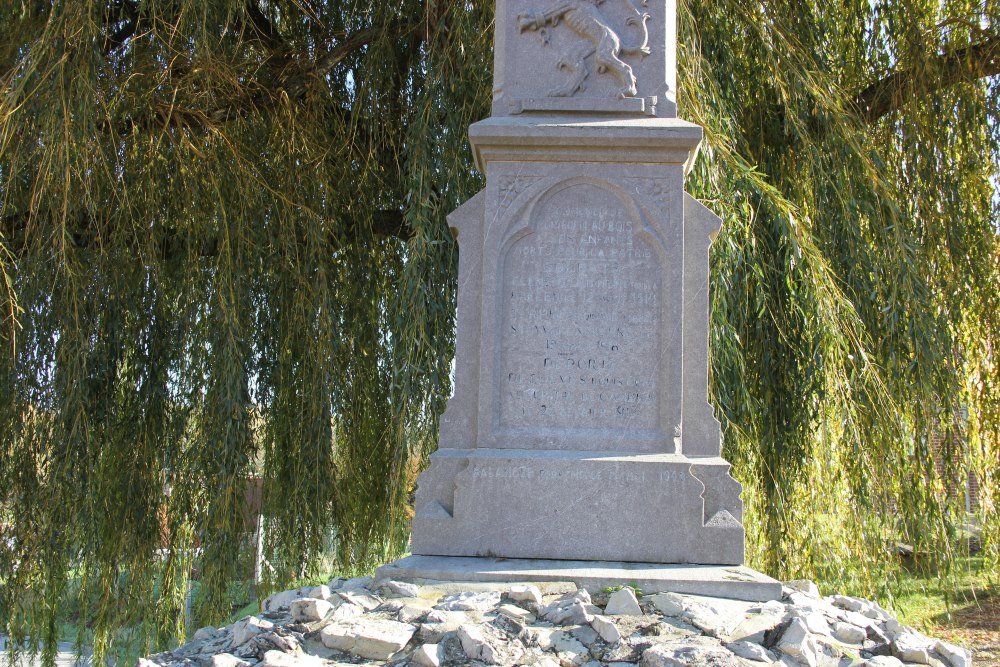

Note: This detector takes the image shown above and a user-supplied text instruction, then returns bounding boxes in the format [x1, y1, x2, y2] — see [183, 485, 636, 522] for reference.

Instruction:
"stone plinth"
[376, 556, 781, 602]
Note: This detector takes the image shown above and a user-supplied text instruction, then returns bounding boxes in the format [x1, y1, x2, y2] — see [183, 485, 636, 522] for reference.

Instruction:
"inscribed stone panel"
[499, 183, 661, 434]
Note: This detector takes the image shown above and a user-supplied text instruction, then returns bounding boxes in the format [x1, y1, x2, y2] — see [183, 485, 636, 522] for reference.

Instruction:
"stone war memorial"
[379, 0, 781, 602]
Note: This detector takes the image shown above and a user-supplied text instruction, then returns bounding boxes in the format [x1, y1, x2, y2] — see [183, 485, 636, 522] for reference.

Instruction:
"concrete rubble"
[140, 579, 971, 667]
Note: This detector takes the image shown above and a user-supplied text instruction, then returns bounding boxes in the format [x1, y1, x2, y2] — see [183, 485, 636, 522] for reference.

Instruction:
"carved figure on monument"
[517, 0, 651, 98]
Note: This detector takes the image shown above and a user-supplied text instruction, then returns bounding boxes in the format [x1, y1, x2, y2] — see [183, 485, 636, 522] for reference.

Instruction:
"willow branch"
[854, 35, 1000, 123]
[1, 209, 414, 259]
[104, 18, 419, 135]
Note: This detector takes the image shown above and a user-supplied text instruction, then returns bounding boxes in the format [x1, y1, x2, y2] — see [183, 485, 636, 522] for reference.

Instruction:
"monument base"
[412, 449, 745, 565]
[376, 555, 782, 602]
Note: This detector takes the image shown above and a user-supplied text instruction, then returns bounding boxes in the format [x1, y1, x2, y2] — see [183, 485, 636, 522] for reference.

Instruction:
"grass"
[892, 555, 999, 667]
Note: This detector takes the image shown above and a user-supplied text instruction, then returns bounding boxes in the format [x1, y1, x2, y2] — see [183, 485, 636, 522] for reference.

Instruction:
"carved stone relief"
[518, 0, 651, 99]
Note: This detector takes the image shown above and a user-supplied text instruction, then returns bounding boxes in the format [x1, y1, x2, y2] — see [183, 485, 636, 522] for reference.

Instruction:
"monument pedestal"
[412, 449, 743, 565]
[383, 0, 780, 601]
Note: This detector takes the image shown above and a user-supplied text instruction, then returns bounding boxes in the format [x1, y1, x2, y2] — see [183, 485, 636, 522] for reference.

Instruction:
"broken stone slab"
[258, 651, 331, 667]
[649, 592, 685, 616]
[230, 617, 273, 648]
[497, 602, 537, 624]
[775, 617, 820, 666]
[933, 639, 971, 667]
[335, 590, 381, 611]
[591, 615, 623, 644]
[410, 643, 444, 667]
[396, 600, 434, 624]
[193, 627, 223, 643]
[319, 618, 416, 661]
[784, 581, 821, 599]
[457, 624, 499, 664]
[207, 654, 251, 667]
[434, 590, 502, 612]
[892, 632, 936, 665]
[417, 609, 470, 643]
[640, 636, 743, 667]
[289, 598, 333, 624]
[831, 621, 867, 645]
[337, 576, 373, 592]
[606, 588, 644, 616]
[725, 639, 776, 663]
[380, 580, 420, 599]
[508, 584, 544, 606]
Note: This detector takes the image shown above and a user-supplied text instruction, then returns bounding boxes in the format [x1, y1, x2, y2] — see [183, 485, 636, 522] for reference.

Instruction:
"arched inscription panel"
[499, 182, 661, 433]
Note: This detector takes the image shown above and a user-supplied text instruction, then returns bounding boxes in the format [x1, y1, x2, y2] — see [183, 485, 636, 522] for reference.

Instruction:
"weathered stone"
[410, 643, 444, 667]
[418, 610, 469, 643]
[498, 602, 537, 623]
[798, 611, 831, 637]
[319, 618, 416, 660]
[381, 580, 420, 598]
[832, 622, 867, 645]
[551, 632, 591, 664]
[866, 625, 890, 644]
[457, 624, 499, 664]
[230, 617, 273, 648]
[328, 602, 363, 623]
[606, 588, 643, 616]
[891, 633, 934, 665]
[509, 584, 544, 606]
[932, 639, 970, 667]
[338, 576, 373, 592]
[335, 590, 380, 611]
[785, 581, 821, 599]
[302, 585, 331, 601]
[200, 634, 234, 656]
[207, 654, 250, 667]
[289, 598, 333, 624]
[193, 627, 222, 643]
[549, 600, 595, 626]
[776, 618, 819, 667]
[571, 624, 601, 648]
[435, 591, 502, 612]
[832, 597, 868, 614]
[397, 601, 434, 624]
[591, 615, 623, 644]
[725, 640, 775, 663]
[258, 651, 326, 667]
[684, 600, 746, 639]
[263, 589, 309, 613]
[730, 609, 788, 645]
[233, 631, 299, 659]
[865, 657, 905, 667]
[172, 639, 207, 659]
[640, 639, 742, 667]
[650, 593, 685, 616]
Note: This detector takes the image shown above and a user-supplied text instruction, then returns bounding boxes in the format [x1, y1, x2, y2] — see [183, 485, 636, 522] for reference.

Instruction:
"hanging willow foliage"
[0, 0, 997, 663]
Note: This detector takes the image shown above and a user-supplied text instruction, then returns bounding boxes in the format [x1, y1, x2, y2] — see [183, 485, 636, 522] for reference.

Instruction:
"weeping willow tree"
[0, 0, 997, 662]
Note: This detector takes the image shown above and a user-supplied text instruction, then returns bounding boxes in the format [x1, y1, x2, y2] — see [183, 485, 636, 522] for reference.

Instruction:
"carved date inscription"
[500, 183, 660, 431]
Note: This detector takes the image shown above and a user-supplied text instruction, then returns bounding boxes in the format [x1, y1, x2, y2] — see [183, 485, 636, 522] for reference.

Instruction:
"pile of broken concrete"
[140, 577, 971, 667]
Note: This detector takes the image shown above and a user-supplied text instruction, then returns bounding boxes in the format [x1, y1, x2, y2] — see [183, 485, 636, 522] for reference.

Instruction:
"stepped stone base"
[376, 555, 782, 602]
